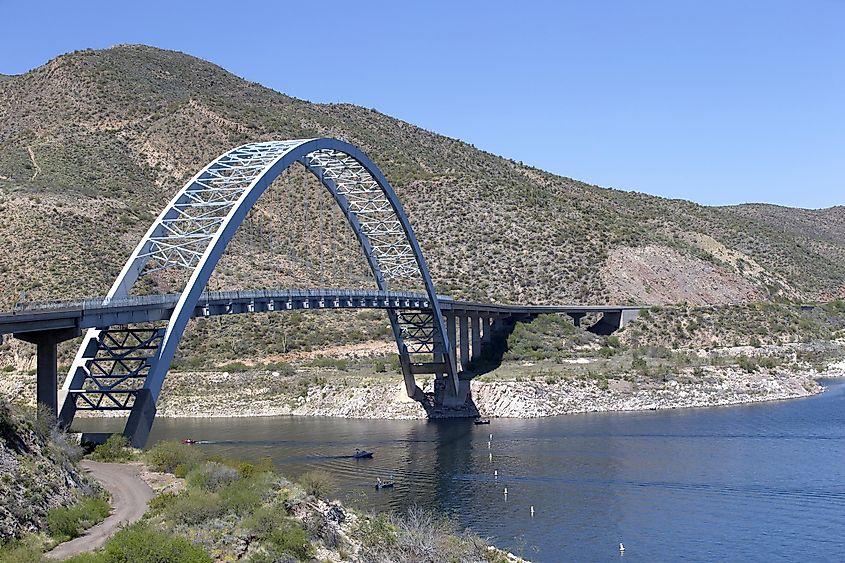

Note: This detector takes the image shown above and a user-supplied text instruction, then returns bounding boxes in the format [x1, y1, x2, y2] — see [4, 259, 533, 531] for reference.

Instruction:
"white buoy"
[489, 452, 492, 461]
[530, 506, 535, 517]
[489, 433, 493, 441]
[488, 441, 491, 449]
[619, 542, 625, 553]
[504, 487, 508, 496]
[494, 470, 498, 478]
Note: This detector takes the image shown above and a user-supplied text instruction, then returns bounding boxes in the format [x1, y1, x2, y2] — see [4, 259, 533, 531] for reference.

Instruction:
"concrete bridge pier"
[446, 313, 457, 364]
[14, 327, 81, 420]
[470, 312, 482, 364]
[481, 315, 493, 345]
[459, 314, 471, 371]
[567, 312, 586, 327]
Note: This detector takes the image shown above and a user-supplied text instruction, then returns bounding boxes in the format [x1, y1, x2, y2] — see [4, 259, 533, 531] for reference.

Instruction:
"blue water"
[79, 379, 845, 561]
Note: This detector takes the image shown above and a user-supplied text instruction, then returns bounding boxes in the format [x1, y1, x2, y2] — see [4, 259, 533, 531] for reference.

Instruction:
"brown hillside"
[0, 44, 843, 311]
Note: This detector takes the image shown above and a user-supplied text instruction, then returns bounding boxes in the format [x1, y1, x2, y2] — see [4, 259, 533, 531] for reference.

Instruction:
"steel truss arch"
[59, 138, 457, 446]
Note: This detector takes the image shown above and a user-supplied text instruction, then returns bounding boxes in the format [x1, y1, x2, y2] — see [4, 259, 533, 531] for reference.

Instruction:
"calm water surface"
[78, 379, 845, 561]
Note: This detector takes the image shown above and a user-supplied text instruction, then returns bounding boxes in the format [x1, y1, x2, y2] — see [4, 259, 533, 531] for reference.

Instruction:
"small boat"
[353, 450, 374, 459]
[181, 439, 197, 445]
[375, 480, 395, 490]
[473, 418, 491, 425]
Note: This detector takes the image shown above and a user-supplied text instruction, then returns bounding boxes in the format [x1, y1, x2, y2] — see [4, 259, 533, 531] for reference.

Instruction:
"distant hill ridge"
[0, 44, 843, 308]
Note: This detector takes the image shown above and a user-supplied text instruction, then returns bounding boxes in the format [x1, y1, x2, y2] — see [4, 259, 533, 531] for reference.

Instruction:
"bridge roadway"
[0, 288, 641, 337]
[0, 289, 640, 438]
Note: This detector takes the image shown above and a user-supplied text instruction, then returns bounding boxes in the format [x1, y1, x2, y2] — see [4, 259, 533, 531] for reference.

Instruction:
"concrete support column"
[15, 327, 81, 420]
[459, 314, 470, 371]
[447, 313, 457, 360]
[471, 312, 481, 363]
[568, 312, 586, 327]
[481, 315, 493, 344]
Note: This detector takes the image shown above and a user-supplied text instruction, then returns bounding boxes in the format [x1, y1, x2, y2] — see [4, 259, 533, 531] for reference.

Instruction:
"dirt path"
[46, 461, 155, 560]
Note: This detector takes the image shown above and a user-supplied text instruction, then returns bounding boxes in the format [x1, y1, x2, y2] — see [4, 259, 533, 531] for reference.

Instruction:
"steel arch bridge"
[58, 138, 458, 446]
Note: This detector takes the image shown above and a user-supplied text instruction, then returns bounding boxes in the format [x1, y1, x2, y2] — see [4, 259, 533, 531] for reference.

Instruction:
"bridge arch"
[59, 138, 457, 446]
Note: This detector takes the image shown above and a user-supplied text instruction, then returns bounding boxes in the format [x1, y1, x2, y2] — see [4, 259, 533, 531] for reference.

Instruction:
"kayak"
[353, 451, 374, 459]
[473, 419, 491, 425]
[375, 481, 395, 489]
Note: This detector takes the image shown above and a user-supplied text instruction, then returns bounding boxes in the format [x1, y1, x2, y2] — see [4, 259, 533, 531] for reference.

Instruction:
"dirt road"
[46, 460, 155, 560]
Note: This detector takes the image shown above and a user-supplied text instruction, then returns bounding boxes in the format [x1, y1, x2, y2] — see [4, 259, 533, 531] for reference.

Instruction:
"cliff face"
[0, 399, 93, 539]
[0, 44, 843, 313]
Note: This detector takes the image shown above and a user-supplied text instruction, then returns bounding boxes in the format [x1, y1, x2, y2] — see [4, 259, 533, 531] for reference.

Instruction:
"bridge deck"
[0, 289, 642, 336]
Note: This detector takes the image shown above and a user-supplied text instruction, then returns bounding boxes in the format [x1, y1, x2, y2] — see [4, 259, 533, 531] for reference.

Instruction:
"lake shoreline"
[121, 361, 845, 421]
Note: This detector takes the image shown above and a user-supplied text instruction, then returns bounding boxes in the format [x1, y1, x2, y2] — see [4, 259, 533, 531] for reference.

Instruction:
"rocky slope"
[0, 398, 94, 540]
[0, 44, 843, 315]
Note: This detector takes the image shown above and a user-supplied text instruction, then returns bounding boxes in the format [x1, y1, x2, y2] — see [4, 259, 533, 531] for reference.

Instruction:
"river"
[77, 379, 845, 561]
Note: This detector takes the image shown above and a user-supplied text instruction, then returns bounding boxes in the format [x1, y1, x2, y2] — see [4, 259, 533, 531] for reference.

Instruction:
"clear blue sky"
[1, 0, 842, 209]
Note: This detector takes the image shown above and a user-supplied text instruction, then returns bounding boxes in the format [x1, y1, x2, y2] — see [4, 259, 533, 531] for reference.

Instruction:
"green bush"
[90, 434, 132, 462]
[47, 496, 111, 541]
[0, 542, 45, 563]
[297, 470, 335, 498]
[65, 522, 211, 563]
[145, 441, 204, 474]
[186, 461, 238, 492]
[357, 513, 399, 550]
[738, 356, 758, 373]
[307, 357, 348, 370]
[263, 519, 313, 561]
[244, 506, 312, 561]
[218, 473, 274, 513]
[163, 490, 224, 525]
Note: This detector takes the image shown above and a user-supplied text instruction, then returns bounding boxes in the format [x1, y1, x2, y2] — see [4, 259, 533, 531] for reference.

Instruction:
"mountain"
[0, 44, 843, 311]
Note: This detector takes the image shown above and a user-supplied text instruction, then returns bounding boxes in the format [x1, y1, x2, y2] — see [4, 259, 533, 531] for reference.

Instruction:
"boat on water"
[473, 418, 491, 425]
[353, 449, 374, 459]
[375, 480, 395, 490]
[181, 439, 197, 444]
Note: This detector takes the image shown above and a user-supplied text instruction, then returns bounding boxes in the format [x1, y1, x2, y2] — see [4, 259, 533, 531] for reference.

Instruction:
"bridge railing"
[11, 288, 436, 314]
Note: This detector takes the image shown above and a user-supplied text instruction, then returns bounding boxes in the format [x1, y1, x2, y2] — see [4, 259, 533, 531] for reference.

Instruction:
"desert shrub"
[146, 441, 203, 474]
[738, 356, 758, 373]
[218, 473, 274, 513]
[358, 513, 398, 550]
[90, 434, 131, 462]
[308, 357, 348, 370]
[244, 506, 312, 561]
[263, 362, 295, 376]
[0, 542, 45, 563]
[297, 470, 335, 498]
[65, 522, 211, 563]
[47, 496, 110, 541]
[147, 492, 179, 514]
[234, 457, 275, 478]
[163, 490, 224, 525]
[263, 519, 312, 561]
[359, 506, 491, 562]
[186, 462, 238, 492]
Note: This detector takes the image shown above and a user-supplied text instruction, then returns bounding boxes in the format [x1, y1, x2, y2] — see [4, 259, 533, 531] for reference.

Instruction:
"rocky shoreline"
[114, 360, 845, 420]
[2, 355, 843, 422]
